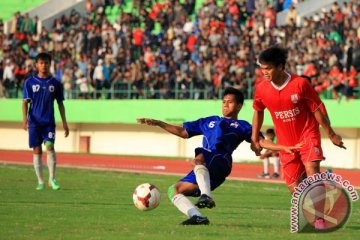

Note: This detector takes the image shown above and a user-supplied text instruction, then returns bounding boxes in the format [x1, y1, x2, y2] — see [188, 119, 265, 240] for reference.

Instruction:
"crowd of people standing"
[0, 0, 359, 100]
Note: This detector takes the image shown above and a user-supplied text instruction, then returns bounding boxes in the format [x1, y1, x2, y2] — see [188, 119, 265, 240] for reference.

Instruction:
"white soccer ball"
[133, 183, 161, 211]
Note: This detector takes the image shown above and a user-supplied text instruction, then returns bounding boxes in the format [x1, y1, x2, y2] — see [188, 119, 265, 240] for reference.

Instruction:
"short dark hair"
[258, 46, 288, 68]
[223, 87, 244, 105]
[35, 52, 52, 63]
[266, 128, 275, 135]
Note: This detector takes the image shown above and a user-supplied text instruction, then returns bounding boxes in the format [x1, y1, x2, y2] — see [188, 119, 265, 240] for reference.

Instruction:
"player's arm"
[260, 149, 273, 159]
[251, 110, 264, 155]
[22, 99, 30, 131]
[259, 138, 302, 154]
[137, 118, 188, 138]
[319, 102, 330, 124]
[302, 78, 343, 148]
[58, 102, 69, 137]
[313, 108, 345, 149]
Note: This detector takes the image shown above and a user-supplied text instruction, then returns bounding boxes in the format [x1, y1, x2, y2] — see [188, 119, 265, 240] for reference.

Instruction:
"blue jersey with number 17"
[23, 75, 64, 127]
[183, 115, 253, 155]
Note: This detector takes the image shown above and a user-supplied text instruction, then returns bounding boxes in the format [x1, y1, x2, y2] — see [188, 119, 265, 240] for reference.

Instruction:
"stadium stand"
[0, 0, 359, 100]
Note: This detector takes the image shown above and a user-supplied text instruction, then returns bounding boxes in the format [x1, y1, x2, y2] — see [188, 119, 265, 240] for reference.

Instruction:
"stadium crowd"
[0, 0, 359, 100]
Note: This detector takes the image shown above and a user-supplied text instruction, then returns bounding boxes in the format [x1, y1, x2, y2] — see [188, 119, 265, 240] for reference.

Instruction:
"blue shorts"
[179, 148, 232, 197]
[28, 125, 56, 148]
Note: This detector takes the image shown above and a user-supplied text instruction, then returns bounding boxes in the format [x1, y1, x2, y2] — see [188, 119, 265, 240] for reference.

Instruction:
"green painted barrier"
[1, 99, 360, 127]
[0, 0, 46, 20]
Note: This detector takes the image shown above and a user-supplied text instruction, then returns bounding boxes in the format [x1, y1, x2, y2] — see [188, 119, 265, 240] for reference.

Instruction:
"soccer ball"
[133, 183, 161, 211]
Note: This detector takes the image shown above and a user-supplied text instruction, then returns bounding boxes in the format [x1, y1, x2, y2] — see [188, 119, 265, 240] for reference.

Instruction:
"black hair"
[258, 46, 288, 68]
[266, 128, 275, 135]
[35, 52, 52, 63]
[223, 87, 244, 105]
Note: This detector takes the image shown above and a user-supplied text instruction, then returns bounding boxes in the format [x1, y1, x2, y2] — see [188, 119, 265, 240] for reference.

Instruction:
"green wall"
[1, 99, 359, 127]
[0, 0, 46, 20]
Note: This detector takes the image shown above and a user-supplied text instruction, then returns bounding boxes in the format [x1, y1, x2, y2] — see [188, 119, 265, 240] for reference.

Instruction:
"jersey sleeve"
[301, 78, 322, 112]
[241, 121, 253, 143]
[183, 117, 208, 138]
[55, 80, 65, 104]
[253, 84, 266, 111]
[239, 120, 264, 143]
[22, 79, 32, 100]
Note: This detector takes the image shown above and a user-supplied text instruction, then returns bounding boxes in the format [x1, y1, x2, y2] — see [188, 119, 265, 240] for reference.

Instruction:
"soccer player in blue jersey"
[22, 52, 69, 190]
[137, 87, 300, 225]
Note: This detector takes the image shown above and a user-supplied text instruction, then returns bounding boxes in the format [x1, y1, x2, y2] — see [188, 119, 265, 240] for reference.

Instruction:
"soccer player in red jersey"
[250, 46, 346, 230]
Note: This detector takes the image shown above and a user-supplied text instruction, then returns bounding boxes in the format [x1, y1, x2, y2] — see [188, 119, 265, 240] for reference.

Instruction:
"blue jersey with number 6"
[183, 115, 253, 155]
[23, 75, 64, 127]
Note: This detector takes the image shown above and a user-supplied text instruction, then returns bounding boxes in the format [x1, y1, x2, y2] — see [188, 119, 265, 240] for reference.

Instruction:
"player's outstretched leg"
[169, 184, 210, 225]
[194, 165, 215, 208]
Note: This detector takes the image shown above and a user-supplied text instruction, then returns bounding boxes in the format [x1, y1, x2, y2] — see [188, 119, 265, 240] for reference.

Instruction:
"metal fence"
[3, 78, 255, 100]
[62, 79, 254, 100]
[5, 77, 359, 100]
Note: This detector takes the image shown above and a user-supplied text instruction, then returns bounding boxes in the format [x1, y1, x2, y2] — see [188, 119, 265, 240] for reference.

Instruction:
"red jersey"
[253, 73, 323, 146]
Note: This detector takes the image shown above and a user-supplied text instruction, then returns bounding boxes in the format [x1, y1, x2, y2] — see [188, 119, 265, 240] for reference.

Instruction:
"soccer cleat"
[314, 217, 326, 230]
[271, 173, 280, 179]
[36, 183, 45, 190]
[48, 179, 60, 190]
[181, 215, 210, 225]
[257, 172, 270, 179]
[195, 194, 216, 209]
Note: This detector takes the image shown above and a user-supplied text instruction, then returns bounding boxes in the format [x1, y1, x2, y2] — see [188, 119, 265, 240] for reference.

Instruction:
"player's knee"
[33, 146, 42, 154]
[193, 153, 205, 165]
[191, 159, 206, 167]
[169, 182, 185, 201]
[45, 141, 54, 151]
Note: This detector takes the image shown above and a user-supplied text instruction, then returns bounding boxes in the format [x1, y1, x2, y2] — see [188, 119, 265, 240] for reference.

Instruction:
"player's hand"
[282, 142, 303, 154]
[137, 118, 160, 126]
[329, 133, 346, 149]
[251, 140, 262, 156]
[63, 123, 69, 137]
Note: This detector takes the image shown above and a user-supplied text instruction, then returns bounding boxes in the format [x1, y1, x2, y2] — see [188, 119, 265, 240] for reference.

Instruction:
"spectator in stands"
[3, 59, 16, 97]
[264, 5, 277, 29]
[20, 13, 34, 35]
[10, 12, 22, 36]
[61, 66, 73, 99]
[344, 65, 359, 99]
[330, 65, 346, 101]
[0, 59, 4, 98]
[93, 59, 105, 99]
[285, 4, 298, 26]
[0, 18, 4, 33]
[85, 0, 94, 16]
[75, 73, 90, 99]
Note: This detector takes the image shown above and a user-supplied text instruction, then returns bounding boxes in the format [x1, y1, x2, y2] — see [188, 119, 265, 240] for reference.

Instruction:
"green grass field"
[0, 164, 359, 240]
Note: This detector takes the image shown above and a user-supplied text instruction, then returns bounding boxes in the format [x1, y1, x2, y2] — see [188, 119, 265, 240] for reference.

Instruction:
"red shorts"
[280, 136, 325, 186]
